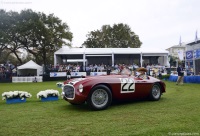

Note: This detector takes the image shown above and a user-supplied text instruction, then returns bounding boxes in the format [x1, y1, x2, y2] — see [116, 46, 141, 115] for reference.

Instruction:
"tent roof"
[55, 47, 168, 55]
[17, 60, 42, 70]
[67, 59, 87, 62]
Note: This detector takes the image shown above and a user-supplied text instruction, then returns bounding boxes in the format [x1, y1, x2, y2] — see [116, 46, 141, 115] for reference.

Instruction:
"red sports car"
[62, 70, 166, 110]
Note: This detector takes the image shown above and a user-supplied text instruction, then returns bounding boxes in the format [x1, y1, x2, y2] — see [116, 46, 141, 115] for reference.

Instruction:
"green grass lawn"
[0, 81, 200, 136]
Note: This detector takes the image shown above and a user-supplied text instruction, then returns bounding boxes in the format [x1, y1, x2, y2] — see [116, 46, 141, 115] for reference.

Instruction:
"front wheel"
[87, 85, 112, 110]
[149, 83, 161, 101]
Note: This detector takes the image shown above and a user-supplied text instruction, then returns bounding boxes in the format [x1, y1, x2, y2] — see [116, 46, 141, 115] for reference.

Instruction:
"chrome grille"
[63, 85, 75, 99]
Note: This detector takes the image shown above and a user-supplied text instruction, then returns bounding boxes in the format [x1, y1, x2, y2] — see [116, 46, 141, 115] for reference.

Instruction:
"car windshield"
[121, 68, 132, 76]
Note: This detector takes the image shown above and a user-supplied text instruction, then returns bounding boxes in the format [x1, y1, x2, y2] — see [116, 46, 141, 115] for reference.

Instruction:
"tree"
[169, 55, 178, 67]
[83, 23, 142, 48]
[0, 9, 73, 66]
[0, 10, 25, 64]
[0, 10, 7, 58]
[15, 10, 73, 66]
[15, 10, 73, 65]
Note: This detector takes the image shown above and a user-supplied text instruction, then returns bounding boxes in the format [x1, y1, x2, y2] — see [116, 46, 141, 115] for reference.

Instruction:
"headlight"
[79, 84, 84, 93]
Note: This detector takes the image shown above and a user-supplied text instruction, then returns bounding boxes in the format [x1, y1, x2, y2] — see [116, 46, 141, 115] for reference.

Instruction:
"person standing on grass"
[66, 69, 71, 80]
[176, 65, 184, 85]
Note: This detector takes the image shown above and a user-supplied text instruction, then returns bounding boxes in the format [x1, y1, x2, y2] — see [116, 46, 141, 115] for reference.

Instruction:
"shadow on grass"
[57, 97, 168, 112]
[59, 102, 91, 112]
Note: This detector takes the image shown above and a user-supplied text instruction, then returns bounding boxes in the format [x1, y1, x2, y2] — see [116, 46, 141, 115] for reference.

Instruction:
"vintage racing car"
[62, 69, 166, 110]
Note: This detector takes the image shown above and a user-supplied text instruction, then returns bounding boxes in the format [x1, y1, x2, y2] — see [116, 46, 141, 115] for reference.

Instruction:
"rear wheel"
[87, 85, 112, 110]
[149, 83, 161, 101]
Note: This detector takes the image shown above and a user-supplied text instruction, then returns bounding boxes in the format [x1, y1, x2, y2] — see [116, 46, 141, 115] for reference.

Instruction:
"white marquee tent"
[54, 46, 169, 67]
[17, 60, 43, 76]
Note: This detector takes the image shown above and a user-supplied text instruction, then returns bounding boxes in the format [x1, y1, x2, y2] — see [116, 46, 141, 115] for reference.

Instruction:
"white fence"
[12, 76, 43, 83]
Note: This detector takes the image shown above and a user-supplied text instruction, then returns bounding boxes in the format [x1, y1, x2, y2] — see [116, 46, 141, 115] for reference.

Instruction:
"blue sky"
[1, 0, 200, 50]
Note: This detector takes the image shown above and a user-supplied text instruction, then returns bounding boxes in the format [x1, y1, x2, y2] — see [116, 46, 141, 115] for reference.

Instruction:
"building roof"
[165, 44, 186, 50]
[186, 39, 200, 46]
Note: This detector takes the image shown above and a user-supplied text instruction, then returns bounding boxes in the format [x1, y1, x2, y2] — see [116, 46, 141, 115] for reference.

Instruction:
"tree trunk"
[13, 51, 22, 64]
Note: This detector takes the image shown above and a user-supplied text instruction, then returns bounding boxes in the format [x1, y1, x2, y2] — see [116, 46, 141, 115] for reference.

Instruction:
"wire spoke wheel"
[91, 89, 108, 107]
[87, 85, 112, 110]
[150, 84, 161, 101]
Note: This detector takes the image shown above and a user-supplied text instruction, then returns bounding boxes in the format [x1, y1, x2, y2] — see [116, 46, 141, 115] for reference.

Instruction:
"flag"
[177, 50, 184, 61]
[179, 36, 182, 46]
[195, 30, 198, 43]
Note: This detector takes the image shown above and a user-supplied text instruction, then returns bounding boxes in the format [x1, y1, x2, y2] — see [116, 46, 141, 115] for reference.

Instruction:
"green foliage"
[0, 10, 23, 64]
[83, 23, 142, 48]
[0, 9, 73, 65]
[0, 10, 9, 58]
[169, 55, 178, 67]
[161, 74, 170, 79]
[0, 81, 200, 135]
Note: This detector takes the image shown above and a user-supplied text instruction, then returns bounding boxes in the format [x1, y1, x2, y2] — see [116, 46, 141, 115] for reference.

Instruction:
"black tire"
[149, 83, 161, 101]
[87, 85, 112, 110]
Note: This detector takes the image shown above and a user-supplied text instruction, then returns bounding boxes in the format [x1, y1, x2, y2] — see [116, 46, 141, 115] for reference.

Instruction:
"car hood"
[64, 75, 128, 85]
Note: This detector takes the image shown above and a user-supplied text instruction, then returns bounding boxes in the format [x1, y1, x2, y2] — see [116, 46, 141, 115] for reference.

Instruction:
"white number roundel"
[119, 78, 135, 93]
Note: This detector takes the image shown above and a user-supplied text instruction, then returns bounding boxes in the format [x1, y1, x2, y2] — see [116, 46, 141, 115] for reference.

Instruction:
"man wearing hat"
[137, 67, 148, 79]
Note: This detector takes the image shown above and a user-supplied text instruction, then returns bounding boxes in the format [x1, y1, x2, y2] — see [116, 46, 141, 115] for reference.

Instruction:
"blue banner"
[186, 50, 193, 60]
[194, 49, 200, 59]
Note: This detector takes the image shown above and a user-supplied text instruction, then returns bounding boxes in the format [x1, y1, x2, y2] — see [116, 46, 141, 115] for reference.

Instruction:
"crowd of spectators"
[46, 63, 137, 73]
[46, 62, 166, 77]
[46, 63, 83, 72]
[0, 61, 167, 82]
[0, 63, 16, 80]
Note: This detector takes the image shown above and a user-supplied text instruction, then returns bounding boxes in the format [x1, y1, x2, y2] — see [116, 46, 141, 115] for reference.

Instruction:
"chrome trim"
[79, 84, 84, 93]
[62, 84, 75, 100]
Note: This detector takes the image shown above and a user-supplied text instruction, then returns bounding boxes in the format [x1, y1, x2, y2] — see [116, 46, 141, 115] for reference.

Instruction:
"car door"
[134, 76, 153, 98]
[113, 76, 150, 100]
